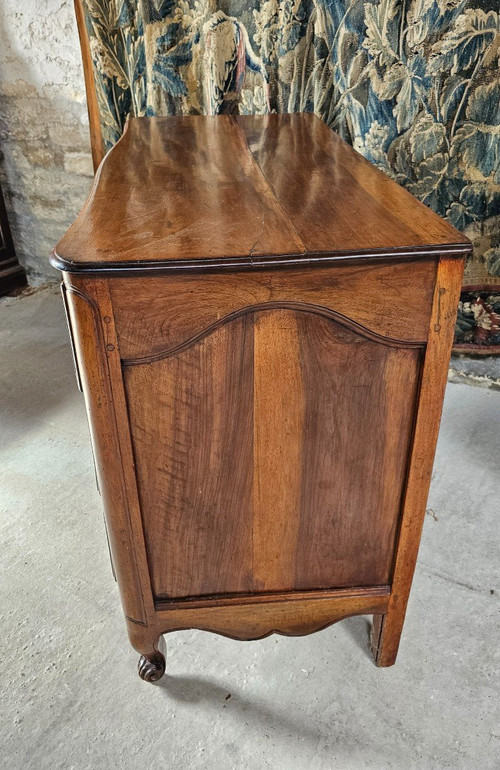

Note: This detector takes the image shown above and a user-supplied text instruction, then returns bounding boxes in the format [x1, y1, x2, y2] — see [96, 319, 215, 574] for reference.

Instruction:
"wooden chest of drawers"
[52, 114, 470, 682]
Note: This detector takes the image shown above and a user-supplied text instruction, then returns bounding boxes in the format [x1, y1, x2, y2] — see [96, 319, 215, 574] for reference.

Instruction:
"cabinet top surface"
[52, 114, 470, 273]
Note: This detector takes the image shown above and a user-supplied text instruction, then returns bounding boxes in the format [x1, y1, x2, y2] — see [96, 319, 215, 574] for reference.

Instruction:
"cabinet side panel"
[124, 306, 423, 600]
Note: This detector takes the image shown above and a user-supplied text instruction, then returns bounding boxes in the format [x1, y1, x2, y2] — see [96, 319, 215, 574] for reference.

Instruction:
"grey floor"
[1, 285, 499, 770]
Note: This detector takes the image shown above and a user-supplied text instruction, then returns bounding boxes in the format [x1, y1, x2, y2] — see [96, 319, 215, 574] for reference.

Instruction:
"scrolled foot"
[137, 636, 166, 683]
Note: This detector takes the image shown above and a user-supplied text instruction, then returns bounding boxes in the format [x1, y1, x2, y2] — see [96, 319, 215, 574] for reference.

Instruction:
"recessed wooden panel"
[124, 306, 422, 600]
[125, 314, 255, 599]
[110, 259, 436, 361]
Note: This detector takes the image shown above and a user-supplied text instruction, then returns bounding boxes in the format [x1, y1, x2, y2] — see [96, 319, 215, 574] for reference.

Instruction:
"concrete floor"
[1, 284, 499, 770]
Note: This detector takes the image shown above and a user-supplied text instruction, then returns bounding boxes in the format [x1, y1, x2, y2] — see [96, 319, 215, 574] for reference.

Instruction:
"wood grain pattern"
[252, 311, 303, 591]
[294, 319, 421, 591]
[371, 255, 465, 666]
[239, 114, 467, 255]
[110, 259, 436, 360]
[124, 305, 422, 600]
[51, 115, 470, 273]
[121, 301, 424, 365]
[155, 588, 390, 641]
[63, 278, 151, 626]
[154, 585, 389, 610]
[125, 316, 255, 599]
[54, 116, 303, 270]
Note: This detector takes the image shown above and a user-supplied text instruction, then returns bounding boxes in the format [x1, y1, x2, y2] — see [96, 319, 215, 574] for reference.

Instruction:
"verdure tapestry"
[83, 0, 500, 349]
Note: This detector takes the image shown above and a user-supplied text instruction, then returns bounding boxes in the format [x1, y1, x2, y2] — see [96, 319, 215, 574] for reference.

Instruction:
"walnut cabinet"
[51, 114, 470, 681]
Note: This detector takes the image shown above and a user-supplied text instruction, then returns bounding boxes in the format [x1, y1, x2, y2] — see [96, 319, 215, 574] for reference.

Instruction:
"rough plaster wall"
[0, 0, 93, 285]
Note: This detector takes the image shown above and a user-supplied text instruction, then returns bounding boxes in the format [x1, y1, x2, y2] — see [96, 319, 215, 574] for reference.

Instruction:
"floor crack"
[419, 564, 494, 596]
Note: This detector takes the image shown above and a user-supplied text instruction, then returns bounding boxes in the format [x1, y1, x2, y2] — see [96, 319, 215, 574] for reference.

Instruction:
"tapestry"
[455, 291, 500, 349]
[83, 0, 500, 346]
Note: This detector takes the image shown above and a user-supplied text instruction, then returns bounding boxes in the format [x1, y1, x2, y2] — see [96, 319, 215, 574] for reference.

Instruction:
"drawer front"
[113, 260, 434, 600]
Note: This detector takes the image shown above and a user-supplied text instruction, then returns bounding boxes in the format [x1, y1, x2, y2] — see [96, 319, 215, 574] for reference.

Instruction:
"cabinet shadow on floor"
[157, 673, 322, 742]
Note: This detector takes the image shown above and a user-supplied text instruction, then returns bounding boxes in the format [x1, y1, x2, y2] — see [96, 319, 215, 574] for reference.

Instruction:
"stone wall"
[0, 0, 93, 285]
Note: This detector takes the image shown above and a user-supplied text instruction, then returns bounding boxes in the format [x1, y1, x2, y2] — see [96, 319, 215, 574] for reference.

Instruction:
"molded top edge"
[51, 114, 471, 274]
